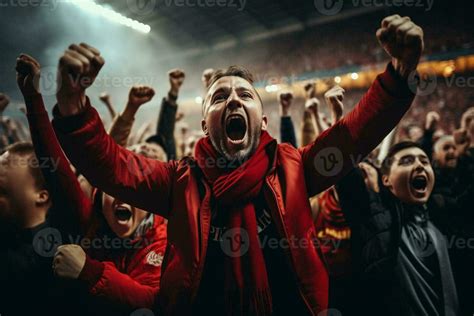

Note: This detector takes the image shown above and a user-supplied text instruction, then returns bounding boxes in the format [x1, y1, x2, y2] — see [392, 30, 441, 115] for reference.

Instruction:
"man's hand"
[376, 15, 424, 78]
[279, 92, 293, 117]
[324, 85, 345, 123]
[359, 162, 380, 193]
[168, 69, 185, 97]
[99, 92, 110, 104]
[425, 111, 440, 131]
[15, 54, 41, 99]
[0, 93, 10, 114]
[128, 85, 155, 108]
[53, 244, 86, 279]
[305, 97, 320, 117]
[460, 107, 474, 130]
[304, 81, 317, 99]
[202, 68, 214, 88]
[56, 43, 105, 116]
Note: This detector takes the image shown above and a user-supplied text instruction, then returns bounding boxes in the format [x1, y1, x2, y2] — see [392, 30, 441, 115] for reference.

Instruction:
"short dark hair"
[203, 65, 260, 115]
[5, 142, 47, 190]
[207, 65, 254, 89]
[380, 141, 425, 175]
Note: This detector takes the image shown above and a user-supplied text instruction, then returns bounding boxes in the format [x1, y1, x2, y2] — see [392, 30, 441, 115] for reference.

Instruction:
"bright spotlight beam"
[66, 0, 151, 34]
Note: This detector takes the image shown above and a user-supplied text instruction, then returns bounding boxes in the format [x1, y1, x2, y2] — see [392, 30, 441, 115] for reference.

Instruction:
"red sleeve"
[52, 98, 176, 218]
[25, 94, 92, 233]
[300, 62, 415, 196]
[79, 240, 166, 309]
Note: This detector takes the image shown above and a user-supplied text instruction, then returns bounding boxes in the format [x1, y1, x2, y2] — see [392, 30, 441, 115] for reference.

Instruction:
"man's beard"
[210, 127, 261, 164]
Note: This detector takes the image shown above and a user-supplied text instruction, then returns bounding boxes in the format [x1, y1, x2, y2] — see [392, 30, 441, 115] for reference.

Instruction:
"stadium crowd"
[1, 13, 474, 316]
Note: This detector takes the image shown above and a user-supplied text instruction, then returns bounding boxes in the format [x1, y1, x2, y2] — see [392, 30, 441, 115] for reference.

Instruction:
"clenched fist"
[53, 244, 86, 279]
[279, 92, 293, 117]
[376, 15, 424, 78]
[424, 111, 440, 131]
[305, 97, 320, 116]
[304, 82, 317, 100]
[0, 93, 10, 113]
[168, 69, 185, 97]
[324, 85, 345, 123]
[128, 85, 155, 108]
[16, 54, 41, 99]
[57, 43, 105, 116]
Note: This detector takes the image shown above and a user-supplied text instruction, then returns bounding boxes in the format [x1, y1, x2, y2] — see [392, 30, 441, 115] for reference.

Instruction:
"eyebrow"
[398, 154, 428, 160]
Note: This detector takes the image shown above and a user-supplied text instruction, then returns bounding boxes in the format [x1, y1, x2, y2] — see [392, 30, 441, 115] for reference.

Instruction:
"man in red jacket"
[52, 15, 423, 315]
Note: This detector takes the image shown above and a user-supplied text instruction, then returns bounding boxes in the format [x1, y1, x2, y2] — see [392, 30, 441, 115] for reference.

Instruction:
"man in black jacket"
[337, 141, 472, 315]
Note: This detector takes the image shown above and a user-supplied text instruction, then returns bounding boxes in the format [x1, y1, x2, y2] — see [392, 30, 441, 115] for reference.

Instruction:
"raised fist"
[53, 244, 86, 279]
[305, 97, 320, 116]
[202, 68, 214, 88]
[304, 81, 317, 99]
[168, 69, 185, 96]
[128, 85, 155, 108]
[57, 43, 105, 116]
[376, 15, 424, 78]
[425, 111, 440, 131]
[0, 93, 10, 113]
[99, 92, 110, 104]
[279, 92, 293, 117]
[15, 54, 41, 99]
[359, 162, 380, 193]
[324, 85, 345, 123]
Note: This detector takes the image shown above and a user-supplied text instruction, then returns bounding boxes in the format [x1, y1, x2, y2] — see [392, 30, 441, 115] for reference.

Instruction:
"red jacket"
[53, 63, 415, 315]
[26, 94, 167, 312]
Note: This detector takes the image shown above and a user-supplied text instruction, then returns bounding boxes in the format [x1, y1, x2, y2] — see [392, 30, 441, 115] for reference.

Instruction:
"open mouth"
[225, 114, 247, 144]
[411, 175, 428, 194]
[114, 205, 132, 223]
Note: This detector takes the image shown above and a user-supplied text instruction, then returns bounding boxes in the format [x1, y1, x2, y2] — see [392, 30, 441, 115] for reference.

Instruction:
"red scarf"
[194, 131, 275, 316]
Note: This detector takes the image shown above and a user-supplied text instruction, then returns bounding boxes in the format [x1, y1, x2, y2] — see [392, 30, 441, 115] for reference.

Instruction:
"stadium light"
[66, 0, 151, 34]
[351, 72, 359, 80]
[195, 96, 203, 104]
[265, 84, 279, 93]
[334, 76, 341, 84]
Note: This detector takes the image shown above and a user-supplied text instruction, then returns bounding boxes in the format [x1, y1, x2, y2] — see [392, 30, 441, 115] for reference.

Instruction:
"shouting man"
[52, 15, 423, 315]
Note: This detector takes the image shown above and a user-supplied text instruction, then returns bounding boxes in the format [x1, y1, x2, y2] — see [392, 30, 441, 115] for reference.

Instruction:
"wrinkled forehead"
[203, 76, 256, 112]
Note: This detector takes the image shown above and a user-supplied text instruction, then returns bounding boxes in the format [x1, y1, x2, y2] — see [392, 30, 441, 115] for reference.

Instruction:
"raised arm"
[52, 43, 176, 218]
[108, 85, 155, 147]
[16, 54, 92, 232]
[278, 91, 297, 147]
[148, 69, 185, 160]
[300, 15, 423, 196]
